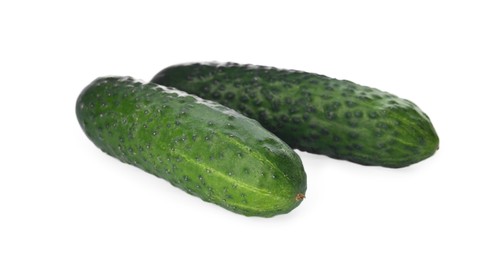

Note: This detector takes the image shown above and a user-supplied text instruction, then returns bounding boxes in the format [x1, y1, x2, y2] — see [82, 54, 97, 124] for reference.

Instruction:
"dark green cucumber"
[76, 76, 306, 217]
[151, 62, 439, 168]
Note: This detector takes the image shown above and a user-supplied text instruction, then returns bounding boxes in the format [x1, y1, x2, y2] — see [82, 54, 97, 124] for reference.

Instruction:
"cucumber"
[151, 62, 439, 168]
[76, 76, 306, 217]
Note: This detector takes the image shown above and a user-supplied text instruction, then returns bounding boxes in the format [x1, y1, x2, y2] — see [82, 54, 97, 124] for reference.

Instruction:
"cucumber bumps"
[76, 76, 306, 217]
[152, 62, 439, 168]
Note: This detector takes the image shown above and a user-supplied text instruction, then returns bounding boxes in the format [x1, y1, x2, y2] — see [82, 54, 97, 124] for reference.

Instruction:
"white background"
[1, 1, 485, 259]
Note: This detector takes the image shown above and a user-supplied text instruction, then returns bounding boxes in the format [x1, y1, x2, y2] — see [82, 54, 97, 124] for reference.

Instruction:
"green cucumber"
[151, 62, 439, 168]
[76, 76, 306, 217]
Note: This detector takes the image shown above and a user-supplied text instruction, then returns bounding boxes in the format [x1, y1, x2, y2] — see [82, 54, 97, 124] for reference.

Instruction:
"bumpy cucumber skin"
[151, 62, 440, 168]
[76, 76, 306, 217]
